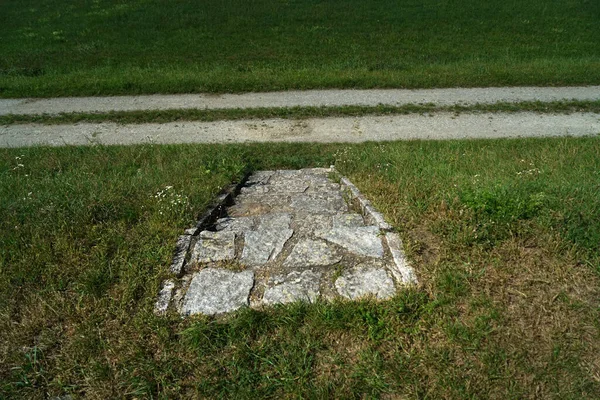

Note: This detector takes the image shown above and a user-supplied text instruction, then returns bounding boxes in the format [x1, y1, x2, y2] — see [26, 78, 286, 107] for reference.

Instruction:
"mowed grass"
[1, 138, 600, 398]
[1, 0, 599, 97]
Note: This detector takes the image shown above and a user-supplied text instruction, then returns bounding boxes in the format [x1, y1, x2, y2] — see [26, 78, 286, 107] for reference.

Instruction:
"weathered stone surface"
[283, 239, 341, 267]
[240, 185, 270, 195]
[241, 213, 293, 265]
[181, 268, 254, 315]
[259, 212, 292, 230]
[192, 230, 236, 263]
[215, 216, 255, 232]
[332, 213, 365, 228]
[385, 232, 418, 285]
[158, 167, 416, 317]
[246, 170, 275, 185]
[228, 201, 273, 217]
[290, 193, 347, 214]
[184, 227, 198, 235]
[154, 280, 175, 314]
[335, 266, 395, 300]
[170, 235, 191, 275]
[292, 214, 331, 234]
[317, 225, 384, 258]
[263, 269, 322, 305]
[364, 204, 393, 231]
[267, 173, 310, 193]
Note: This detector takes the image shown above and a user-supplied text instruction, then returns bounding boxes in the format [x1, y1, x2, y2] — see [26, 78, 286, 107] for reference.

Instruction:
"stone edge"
[154, 173, 250, 315]
[334, 165, 418, 286]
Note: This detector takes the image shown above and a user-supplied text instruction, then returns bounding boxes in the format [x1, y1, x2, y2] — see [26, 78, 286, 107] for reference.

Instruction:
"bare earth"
[1, 86, 599, 115]
[1, 112, 599, 148]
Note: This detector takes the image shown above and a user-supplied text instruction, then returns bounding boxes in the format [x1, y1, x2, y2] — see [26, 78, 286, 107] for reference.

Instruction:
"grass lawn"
[1, 0, 599, 97]
[1, 138, 599, 398]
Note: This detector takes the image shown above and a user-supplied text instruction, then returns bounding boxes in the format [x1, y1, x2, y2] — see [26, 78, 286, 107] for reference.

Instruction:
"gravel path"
[1, 86, 599, 116]
[1, 112, 598, 148]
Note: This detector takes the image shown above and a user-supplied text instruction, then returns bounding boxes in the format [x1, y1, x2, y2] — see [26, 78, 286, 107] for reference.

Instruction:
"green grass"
[2, 100, 600, 125]
[1, 138, 599, 398]
[1, 0, 599, 97]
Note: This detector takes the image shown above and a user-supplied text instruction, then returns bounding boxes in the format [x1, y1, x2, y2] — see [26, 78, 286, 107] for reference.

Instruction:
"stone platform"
[155, 167, 417, 316]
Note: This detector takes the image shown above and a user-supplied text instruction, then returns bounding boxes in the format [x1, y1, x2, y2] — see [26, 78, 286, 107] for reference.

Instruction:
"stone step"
[155, 167, 417, 316]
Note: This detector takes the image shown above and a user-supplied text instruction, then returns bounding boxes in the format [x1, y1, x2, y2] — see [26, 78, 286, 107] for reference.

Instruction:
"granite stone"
[181, 268, 254, 315]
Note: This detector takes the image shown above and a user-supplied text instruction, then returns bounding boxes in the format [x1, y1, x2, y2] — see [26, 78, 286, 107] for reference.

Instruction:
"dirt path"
[1, 86, 599, 116]
[2, 112, 598, 148]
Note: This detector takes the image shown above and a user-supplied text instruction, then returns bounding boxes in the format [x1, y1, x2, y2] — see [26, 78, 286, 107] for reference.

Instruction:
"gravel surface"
[1, 86, 599, 116]
[2, 112, 598, 148]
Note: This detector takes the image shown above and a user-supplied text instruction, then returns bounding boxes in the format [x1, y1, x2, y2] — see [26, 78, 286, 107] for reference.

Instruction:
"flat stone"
[291, 213, 331, 234]
[170, 235, 191, 275]
[305, 182, 341, 193]
[241, 213, 293, 265]
[317, 225, 384, 258]
[240, 185, 270, 195]
[181, 268, 254, 315]
[233, 194, 291, 209]
[335, 266, 395, 300]
[191, 230, 236, 263]
[228, 202, 273, 217]
[154, 280, 175, 314]
[332, 213, 365, 228]
[385, 232, 418, 285]
[268, 179, 309, 193]
[246, 170, 275, 185]
[258, 212, 292, 230]
[290, 193, 347, 214]
[215, 216, 255, 232]
[283, 239, 341, 267]
[263, 269, 322, 305]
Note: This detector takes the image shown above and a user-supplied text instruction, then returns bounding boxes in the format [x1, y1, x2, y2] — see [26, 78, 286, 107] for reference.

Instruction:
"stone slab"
[170, 235, 191, 275]
[241, 214, 294, 265]
[290, 193, 347, 214]
[283, 239, 341, 267]
[181, 268, 254, 315]
[263, 269, 322, 305]
[215, 216, 255, 232]
[154, 280, 175, 314]
[191, 230, 236, 263]
[317, 225, 384, 258]
[335, 265, 395, 300]
[332, 213, 365, 228]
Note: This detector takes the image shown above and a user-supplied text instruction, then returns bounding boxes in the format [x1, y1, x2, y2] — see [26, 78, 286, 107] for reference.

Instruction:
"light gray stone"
[233, 194, 291, 209]
[258, 212, 292, 230]
[242, 229, 293, 265]
[241, 213, 294, 265]
[317, 225, 384, 258]
[215, 216, 255, 232]
[184, 227, 198, 235]
[181, 268, 254, 315]
[290, 193, 347, 214]
[385, 232, 418, 285]
[154, 280, 175, 314]
[335, 266, 395, 300]
[268, 179, 309, 193]
[332, 213, 365, 228]
[240, 185, 270, 195]
[263, 269, 322, 305]
[170, 235, 191, 275]
[283, 239, 341, 267]
[364, 204, 393, 231]
[246, 170, 275, 185]
[192, 230, 236, 263]
[292, 213, 332, 234]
